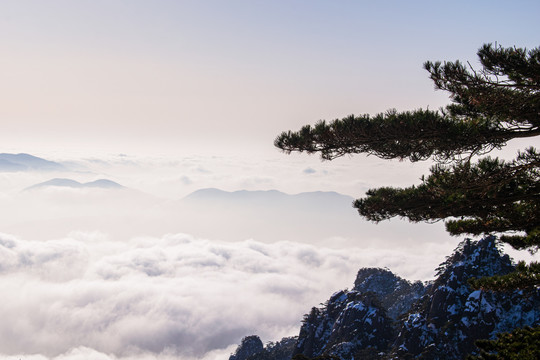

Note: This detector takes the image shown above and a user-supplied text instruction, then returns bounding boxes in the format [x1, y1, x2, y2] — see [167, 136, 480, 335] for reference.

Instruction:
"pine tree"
[275, 43, 540, 356]
[466, 326, 540, 360]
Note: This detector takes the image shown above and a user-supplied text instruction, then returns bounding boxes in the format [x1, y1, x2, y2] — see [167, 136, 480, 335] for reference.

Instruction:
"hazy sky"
[1, 0, 539, 156]
[1, 2, 540, 359]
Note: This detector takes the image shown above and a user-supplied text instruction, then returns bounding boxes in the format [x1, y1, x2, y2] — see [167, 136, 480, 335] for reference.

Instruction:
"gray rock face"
[229, 335, 264, 360]
[228, 336, 297, 360]
[293, 290, 394, 359]
[393, 237, 539, 359]
[255, 337, 298, 360]
[354, 267, 426, 320]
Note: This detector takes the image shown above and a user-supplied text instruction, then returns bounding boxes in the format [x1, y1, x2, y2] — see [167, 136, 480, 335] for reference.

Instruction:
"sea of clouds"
[0, 230, 458, 360]
[1, 152, 533, 360]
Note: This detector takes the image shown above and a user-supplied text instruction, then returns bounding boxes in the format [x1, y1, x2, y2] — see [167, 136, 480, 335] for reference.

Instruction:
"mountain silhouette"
[0, 153, 67, 172]
[24, 178, 124, 191]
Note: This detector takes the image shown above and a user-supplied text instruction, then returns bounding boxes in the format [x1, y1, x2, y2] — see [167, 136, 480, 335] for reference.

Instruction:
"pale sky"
[1, 0, 539, 156]
[0, 2, 539, 359]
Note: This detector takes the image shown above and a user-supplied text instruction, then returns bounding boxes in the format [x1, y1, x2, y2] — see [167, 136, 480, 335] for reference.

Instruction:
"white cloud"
[0, 153, 534, 359]
[0, 231, 458, 360]
[179, 176, 193, 185]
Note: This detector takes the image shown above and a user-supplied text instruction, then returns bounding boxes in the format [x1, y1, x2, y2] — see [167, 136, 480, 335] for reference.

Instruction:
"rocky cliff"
[230, 335, 297, 360]
[229, 237, 540, 360]
[394, 237, 537, 359]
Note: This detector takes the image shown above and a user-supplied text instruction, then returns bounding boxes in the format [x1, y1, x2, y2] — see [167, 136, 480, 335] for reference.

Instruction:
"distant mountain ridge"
[171, 187, 448, 243]
[25, 178, 124, 191]
[0, 153, 66, 172]
[180, 188, 356, 216]
[183, 188, 353, 203]
[229, 237, 540, 360]
[173, 188, 362, 242]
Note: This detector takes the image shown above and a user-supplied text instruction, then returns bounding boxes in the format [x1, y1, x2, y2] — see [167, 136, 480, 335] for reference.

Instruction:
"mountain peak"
[229, 336, 263, 360]
[84, 179, 124, 189]
[232, 237, 539, 360]
[434, 236, 514, 287]
[353, 267, 426, 320]
[0, 153, 66, 172]
[395, 237, 532, 359]
[25, 178, 124, 191]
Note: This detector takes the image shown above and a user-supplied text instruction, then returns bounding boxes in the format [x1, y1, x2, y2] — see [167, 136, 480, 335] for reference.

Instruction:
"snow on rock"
[230, 237, 539, 360]
[394, 236, 539, 359]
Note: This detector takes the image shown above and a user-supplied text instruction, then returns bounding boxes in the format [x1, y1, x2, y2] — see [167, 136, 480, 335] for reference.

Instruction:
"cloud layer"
[0, 231, 457, 360]
[0, 153, 534, 360]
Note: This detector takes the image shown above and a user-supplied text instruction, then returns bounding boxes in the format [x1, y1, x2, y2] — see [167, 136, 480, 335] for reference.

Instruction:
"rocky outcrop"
[230, 237, 540, 360]
[353, 267, 427, 320]
[293, 290, 394, 359]
[229, 335, 297, 360]
[230, 336, 264, 360]
[393, 237, 538, 359]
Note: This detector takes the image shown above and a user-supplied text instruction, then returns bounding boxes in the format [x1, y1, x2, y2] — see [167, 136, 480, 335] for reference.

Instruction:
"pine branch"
[469, 262, 540, 291]
[467, 326, 540, 360]
[274, 109, 526, 162]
